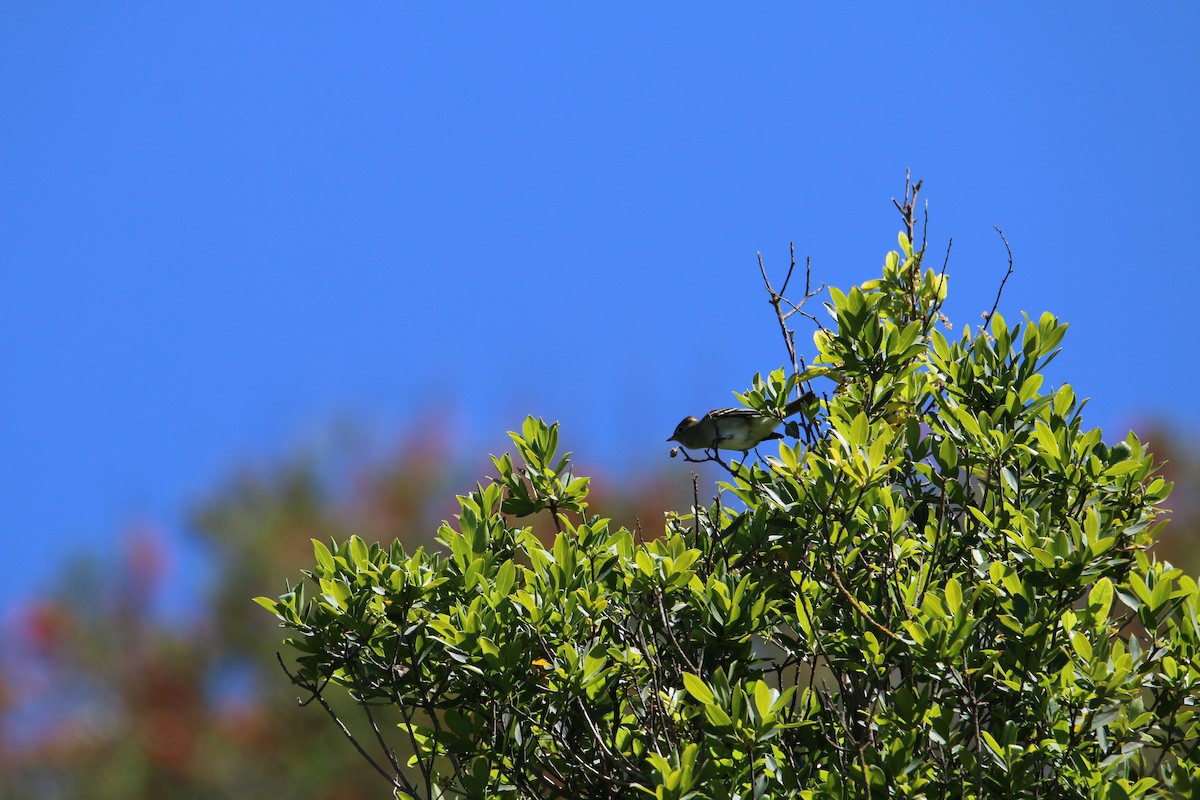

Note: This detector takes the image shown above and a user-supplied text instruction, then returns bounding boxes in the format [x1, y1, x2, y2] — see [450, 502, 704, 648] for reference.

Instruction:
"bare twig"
[893, 172, 925, 319]
[276, 653, 411, 795]
[348, 648, 408, 783]
[759, 251, 800, 375]
[917, 237, 954, 332]
[892, 170, 923, 249]
[759, 247, 825, 379]
[983, 226, 1014, 330]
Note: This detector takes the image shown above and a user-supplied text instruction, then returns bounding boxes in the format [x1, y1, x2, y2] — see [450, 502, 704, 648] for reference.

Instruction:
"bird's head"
[667, 416, 700, 443]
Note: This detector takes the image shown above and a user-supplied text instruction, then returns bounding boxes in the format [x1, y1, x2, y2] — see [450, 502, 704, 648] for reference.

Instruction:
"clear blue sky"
[2, 4, 1197, 614]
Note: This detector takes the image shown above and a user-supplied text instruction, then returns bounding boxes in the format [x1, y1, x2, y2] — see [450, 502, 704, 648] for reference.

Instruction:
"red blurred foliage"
[131, 661, 202, 773]
[19, 600, 72, 656]
[123, 525, 169, 587]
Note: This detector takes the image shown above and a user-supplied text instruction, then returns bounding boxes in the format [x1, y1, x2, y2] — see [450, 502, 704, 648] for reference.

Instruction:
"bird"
[668, 392, 814, 453]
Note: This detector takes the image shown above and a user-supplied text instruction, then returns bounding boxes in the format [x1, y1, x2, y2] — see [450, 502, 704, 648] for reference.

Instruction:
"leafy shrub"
[259, 196, 1198, 799]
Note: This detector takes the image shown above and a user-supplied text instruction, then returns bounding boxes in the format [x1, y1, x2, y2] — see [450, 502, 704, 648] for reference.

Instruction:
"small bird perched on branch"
[668, 392, 814, 453]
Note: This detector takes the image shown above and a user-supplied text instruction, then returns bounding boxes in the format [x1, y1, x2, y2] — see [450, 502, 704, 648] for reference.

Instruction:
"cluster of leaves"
[261, 230, 1199, 799]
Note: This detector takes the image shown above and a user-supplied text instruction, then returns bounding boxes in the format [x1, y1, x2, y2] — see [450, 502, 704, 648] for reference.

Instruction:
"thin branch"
[983, 225, 1014, 329]
[892, 170, 923, 249]
[349, 649, 408, 783]
[826, 549, 902, 643]
[546, 497, 565, 535]
[276, 653, 411, 796]
[759, 247, 825, 380]
[778, 242, 799, 299]
[759, 251, 800, 374]
[893, 173, 924, 320]
[921, 236, 954, 331]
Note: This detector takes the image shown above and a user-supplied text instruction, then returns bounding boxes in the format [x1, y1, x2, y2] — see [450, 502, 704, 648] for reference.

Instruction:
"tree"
[259, 183, 1199, 799]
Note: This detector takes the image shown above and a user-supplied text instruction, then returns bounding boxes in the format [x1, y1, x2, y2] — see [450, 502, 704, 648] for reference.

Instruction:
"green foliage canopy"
[260, 227, 1199, 799]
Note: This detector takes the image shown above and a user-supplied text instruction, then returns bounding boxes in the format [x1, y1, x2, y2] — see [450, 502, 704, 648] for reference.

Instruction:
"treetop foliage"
[259, 185, 1198, 799]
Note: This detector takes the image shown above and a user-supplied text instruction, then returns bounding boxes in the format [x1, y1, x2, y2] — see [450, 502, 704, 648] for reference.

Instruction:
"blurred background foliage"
[0, 416, 1194, 798]
[0, 420, 689, 799]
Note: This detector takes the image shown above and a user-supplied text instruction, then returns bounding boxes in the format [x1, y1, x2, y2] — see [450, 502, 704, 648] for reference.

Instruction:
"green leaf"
[931, 330, 952, 364]
[493, 560, 517, 598]
[794, 596, 815, 639]
[981, 730, 1005, 759]
[1149, 575, 1173, 612]
[797, 365, 843, 384]
[754, 680, 774, 720]
[966, 505, 994, 528]
[479, 636, 500, 659]
[850, 412, 869, 448]
[990, 312, 1007, 342]
[704, 703, 734, 729]
[1053, 384, 1075, 418]
[312, 539, 335, 573]
[1033, 421, 1061, 462]
[1088, 578, 1114, 628]
[349, 536, 369, 568]
[682, 672, 715, 705]
[1070, 631, 1093, 661]
[253, 596, 280, 614]
[1105, 459, 1143, 477]
[944, 577, 963, 612]
[902, 620, 928, 645]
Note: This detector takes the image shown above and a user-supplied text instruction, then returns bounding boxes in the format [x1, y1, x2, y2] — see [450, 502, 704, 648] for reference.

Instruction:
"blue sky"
[2, 4, 1197, 613]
